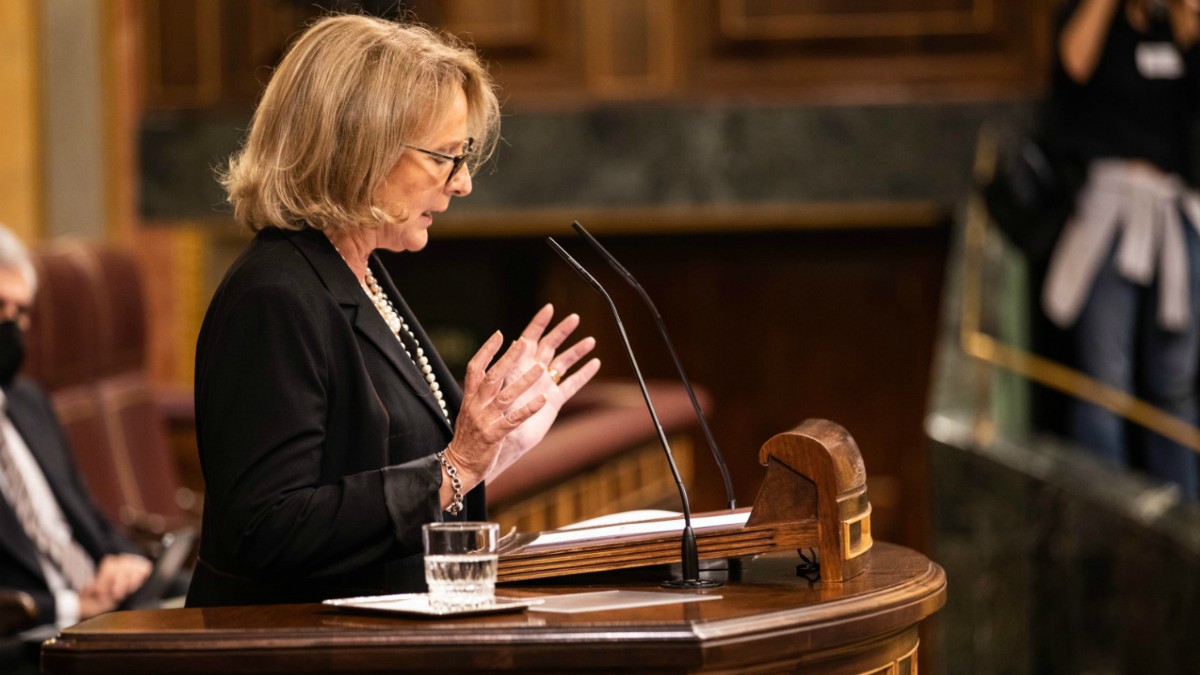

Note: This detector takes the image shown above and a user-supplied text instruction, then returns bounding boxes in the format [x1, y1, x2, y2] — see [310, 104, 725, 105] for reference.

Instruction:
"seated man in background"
[0, 224, 151, 644]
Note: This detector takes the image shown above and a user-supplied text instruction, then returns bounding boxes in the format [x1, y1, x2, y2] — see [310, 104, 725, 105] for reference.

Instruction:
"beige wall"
[41, 0, 107, 240]
[0, 0, 42, 241]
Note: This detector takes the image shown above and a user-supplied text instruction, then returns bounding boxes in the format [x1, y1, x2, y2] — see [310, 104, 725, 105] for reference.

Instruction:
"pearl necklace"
[362, 266, 451, 422]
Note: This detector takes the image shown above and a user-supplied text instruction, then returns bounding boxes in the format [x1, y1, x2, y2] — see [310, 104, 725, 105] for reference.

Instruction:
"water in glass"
[424, 552, 498, 610]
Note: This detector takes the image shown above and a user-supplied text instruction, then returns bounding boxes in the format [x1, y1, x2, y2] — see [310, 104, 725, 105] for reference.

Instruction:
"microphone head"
[546, 237, 605, 294]
[572, 221, 636, 282]
[546, 236, 568, 257]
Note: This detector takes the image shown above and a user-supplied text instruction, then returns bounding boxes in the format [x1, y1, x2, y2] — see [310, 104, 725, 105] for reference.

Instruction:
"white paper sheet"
[527, 510, 751, 549]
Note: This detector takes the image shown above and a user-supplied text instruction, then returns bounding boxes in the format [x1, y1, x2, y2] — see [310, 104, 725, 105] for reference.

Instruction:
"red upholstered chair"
[23, 241, 197, 545]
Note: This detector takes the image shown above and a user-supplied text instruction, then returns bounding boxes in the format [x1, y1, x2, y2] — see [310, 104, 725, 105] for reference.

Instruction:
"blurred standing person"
[1042, 0, 1200, 498]
[186, 15, 600, 607]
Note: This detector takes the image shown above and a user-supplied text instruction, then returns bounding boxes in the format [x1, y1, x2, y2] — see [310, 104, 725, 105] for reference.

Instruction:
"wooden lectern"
[497, 418, 873, 584]
[41, 421, 945, 674]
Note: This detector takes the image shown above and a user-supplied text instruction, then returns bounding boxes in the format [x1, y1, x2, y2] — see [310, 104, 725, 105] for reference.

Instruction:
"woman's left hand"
[488, 304, 600, 479]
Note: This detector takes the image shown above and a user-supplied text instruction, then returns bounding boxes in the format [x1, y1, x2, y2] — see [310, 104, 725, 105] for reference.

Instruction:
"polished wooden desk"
[42, 543, 945, 674]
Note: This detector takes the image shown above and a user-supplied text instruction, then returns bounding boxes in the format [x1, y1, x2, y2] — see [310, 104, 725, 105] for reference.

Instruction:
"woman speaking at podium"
[185, 14, 599, 607]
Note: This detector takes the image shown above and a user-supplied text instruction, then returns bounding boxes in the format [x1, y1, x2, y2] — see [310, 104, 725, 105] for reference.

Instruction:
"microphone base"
[659, 578, 724, 589]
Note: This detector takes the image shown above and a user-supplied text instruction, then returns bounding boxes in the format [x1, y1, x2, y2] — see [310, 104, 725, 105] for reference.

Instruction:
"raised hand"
[444, 332, 547, 499]
[488, 304, 601, 479]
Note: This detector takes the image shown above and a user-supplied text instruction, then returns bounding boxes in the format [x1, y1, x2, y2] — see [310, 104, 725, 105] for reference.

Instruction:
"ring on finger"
[548, 367, 561, 384]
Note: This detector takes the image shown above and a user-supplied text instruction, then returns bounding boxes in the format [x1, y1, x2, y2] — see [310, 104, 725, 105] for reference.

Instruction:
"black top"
[186, 227, 484, 607]
[1047, 0, 1200, 182]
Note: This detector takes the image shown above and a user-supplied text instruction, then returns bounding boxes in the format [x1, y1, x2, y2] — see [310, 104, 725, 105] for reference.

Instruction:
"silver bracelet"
[437, 451, 463, 515]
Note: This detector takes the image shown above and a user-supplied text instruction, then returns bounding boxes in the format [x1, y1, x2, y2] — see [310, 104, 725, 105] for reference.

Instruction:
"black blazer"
[186, 228, 482, 607]
[0, 377, 139, 626]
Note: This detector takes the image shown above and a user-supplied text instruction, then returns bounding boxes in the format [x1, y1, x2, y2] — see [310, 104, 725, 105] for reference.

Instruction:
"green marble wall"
[138, 101, 1035, 220]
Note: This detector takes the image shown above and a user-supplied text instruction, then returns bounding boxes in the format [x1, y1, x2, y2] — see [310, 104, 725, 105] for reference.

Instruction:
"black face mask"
[0, 320, 25, 387]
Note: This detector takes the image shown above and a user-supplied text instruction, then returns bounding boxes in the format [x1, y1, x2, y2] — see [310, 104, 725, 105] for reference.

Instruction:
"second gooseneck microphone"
[547, 237, 721, 589]
[569, 221, 736, 510]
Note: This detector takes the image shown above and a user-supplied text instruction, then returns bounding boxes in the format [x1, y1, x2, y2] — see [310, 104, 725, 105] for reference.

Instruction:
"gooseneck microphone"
[569, 221, 736, 510]
[547, 237, 721, 589]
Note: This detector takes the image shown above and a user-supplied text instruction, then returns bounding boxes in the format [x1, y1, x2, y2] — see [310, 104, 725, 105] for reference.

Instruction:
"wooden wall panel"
[684, 0, 1055, 101]
[139, 0, 1055, 110]
[142, 0, 222, 108]
[584, 0, 678, 99]
[426, 0, 681, 103]
[543, 227, 947, 552]
[217, 0, 311, 105]
[720, 0, 990, 39]
[103, 0, 143, 243]
[142, 0, 314, 110]
[439, 0, 541, 47]
[435, 0, 589, 107]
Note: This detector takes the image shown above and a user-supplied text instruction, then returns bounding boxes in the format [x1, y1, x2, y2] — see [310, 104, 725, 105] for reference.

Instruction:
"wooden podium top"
[42, 543, 945, 675]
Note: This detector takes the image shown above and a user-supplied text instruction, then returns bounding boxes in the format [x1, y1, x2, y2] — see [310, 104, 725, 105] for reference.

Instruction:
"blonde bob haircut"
[221, 14, 500, 233]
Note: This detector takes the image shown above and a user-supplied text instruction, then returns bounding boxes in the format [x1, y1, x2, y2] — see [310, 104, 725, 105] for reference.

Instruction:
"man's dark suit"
[186, 227, 482, 608]
[0, 377, 140, 626]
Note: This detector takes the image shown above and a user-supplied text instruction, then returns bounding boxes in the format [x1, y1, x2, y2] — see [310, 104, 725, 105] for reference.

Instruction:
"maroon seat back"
[24, 241, 191, 537]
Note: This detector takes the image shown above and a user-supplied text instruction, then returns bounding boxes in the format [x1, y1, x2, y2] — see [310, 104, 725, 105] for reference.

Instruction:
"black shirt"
[1047, 0, 1200, 182]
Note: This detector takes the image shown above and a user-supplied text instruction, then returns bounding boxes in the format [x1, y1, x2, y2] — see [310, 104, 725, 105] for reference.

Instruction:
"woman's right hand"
[443, 332, 546, 498]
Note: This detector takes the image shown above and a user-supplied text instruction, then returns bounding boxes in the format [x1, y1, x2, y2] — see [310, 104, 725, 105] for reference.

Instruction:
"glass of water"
[422, 521, 499, 611]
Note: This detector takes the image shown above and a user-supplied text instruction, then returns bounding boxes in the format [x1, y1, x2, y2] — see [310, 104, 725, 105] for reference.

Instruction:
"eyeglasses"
[405, 137, 474, 187]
